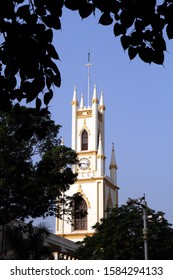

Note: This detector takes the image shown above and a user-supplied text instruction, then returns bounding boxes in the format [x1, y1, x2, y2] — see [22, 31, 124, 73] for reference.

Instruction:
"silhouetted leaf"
[36, 97, 42, 110]
[120, 9, 135, 28]
[65, 0, 80, 11]
[32, 75, 45, 94]
[114, 23, 125, 36]
[166, 22, 173, 39]
[128, 46, 138, 60]
[52, 16, 61, 30]
[45, 29, 53, 43]
[138, 47, 153, 64]
[153, 51, 164, 65]
[53, 73, 61, 88]
[143, 30, 154, 42]
[130, 31, 143, 46]
[16, 5, 30, 21]
[121, 35, 131, 51]
[79, 3, 94, 19]
[135, 19, 145, 31]
[152, 36, 166, 51]
[47, 44, 59, 60]
[42, 15, 54, 28]
[44, 90, 53, 105]
[99, 13, 113, 26]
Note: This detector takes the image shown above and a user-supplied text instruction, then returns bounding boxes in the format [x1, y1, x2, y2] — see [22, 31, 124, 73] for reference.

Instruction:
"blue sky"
[38, 8, 173, 230]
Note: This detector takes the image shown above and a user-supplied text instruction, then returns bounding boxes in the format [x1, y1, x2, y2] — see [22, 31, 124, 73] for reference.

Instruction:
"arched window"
[81, 130, 88, 150]
[74, 199, 87, 230]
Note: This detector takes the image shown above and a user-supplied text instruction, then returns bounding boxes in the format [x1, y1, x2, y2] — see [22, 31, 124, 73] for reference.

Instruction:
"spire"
[109, 143, 117, 185]
[109, 143, 117, 169]
[99, 91, 105, 111]
[72, 86, 78, 106]
[80, 94, 84, 108]
[92, 84, 98, 104]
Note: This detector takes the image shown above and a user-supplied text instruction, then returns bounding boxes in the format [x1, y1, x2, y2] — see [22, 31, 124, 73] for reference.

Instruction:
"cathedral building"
[55, 84, 119, 242]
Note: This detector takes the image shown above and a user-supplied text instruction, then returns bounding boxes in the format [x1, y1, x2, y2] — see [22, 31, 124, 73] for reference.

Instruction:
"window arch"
[74, 199, 87, 230]
[81, 130, 88, 150]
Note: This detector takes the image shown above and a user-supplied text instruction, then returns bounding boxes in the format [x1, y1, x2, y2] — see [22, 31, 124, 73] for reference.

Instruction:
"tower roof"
[72, 86, 78, 106]
[109, 142, 117, 170]
[92, 84, 99, 104]
[99, 91, 105, 111]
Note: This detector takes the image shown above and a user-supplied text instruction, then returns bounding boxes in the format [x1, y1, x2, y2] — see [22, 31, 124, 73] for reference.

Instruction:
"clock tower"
[55, 85, 119, 242]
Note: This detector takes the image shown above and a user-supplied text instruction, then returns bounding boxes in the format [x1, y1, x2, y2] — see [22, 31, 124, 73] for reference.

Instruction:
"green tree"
[0, 109, 83, 225]
[0, 1, 173, 118]
[77, 204, 173, 260]
[6, 222, 54, 259]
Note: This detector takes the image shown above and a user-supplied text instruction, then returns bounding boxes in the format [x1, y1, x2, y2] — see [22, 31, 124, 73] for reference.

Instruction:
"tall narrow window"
[74, 199, 87, 230]
[81, 130, 88, 150]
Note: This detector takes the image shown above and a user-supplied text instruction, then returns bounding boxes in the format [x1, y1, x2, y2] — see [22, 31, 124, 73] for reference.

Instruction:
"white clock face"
[79, 158, 90, 170]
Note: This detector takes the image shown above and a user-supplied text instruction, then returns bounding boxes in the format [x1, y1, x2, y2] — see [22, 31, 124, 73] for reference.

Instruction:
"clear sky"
[37, 8, 173, 230]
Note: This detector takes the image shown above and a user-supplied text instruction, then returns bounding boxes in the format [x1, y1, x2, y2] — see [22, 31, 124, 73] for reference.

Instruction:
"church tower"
[55, 84, 119, 242]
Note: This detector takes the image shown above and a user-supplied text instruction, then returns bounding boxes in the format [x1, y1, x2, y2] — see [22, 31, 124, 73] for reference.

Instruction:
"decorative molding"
[77, 150, 97, 156]
[77, 109, 92, 118]
[99, 105, 106, 111]
[109, 163, 118, 169]
[71, 100, 79, 106]
[79, 119, 91, 135]
[97, 154, 106, 160]
[92, 98, 99, 104]
[77, 184, 91, 208]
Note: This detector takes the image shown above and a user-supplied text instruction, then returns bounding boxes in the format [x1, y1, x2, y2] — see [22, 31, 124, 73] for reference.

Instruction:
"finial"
[80, 93, 84, 108]
[99, 91, 105, 111]
[72, 85, 78, 106]
[112, 142, 114, 151]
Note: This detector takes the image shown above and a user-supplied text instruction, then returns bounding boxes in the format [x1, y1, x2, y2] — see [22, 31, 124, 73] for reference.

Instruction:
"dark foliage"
[6, 222, 54, 259]
[0, 1, 173, 118]
[77, 205, 173, 260]
[0, 109, 81, 225]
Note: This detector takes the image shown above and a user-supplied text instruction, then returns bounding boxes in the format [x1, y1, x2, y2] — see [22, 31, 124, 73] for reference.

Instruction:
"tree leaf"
[99, 13, 113, 26]
[79, 3, 94, 19]
[152, 50, 164, 65]
[138, 47, 153, 64]
[114, 23, 126, 36]
[44, 90, 53, 105]
[121, 35, 131, 51]
[45, 29, 53, 43]
[152, 36, 166, 51]
[65, 0, 80, 11]
[128, 46, 138, 60]
[36, 97, 42, 110]
[53, 73, 61, 88]
[16, 5, 30, 21]
[47, 44, 59, 60]
[166, 22, 173, 39]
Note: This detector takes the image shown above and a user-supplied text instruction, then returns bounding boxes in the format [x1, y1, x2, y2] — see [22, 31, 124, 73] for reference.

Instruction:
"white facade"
[55, 85, 119, 242]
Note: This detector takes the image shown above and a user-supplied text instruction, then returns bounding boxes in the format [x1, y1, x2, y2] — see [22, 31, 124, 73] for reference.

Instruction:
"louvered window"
[81, 130, 88, 150]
